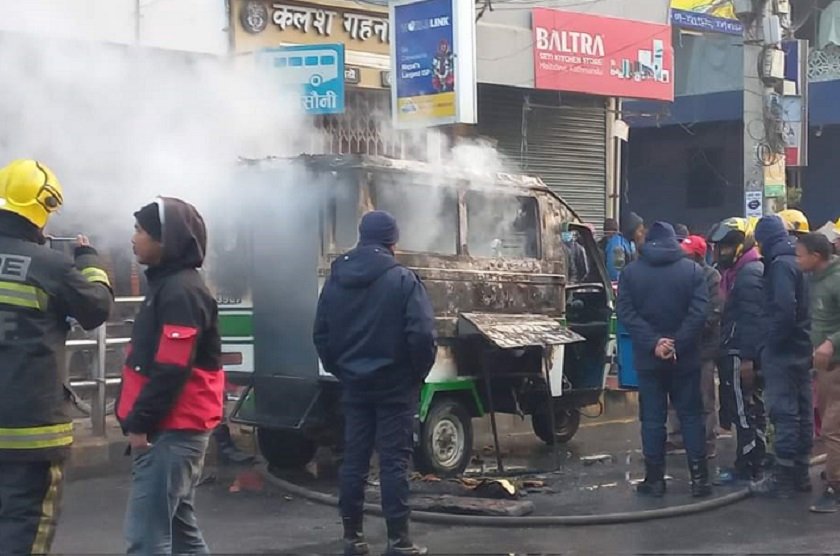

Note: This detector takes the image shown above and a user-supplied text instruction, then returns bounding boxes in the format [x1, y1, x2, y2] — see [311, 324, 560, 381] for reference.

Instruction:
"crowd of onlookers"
[606, 207, 840, 513]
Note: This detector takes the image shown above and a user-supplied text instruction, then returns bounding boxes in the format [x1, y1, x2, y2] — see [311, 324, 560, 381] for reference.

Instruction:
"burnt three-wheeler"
[211, 155, 613, 476]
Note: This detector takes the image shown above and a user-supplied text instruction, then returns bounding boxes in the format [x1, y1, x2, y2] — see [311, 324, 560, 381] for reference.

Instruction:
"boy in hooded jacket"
[117, 198, 225, 554]
[617, 222, 710, 498]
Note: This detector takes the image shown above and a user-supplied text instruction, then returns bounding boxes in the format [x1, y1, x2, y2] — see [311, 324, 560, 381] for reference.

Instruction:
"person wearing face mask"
[562, 229, 588, 284]
[710, 217, 768, 484]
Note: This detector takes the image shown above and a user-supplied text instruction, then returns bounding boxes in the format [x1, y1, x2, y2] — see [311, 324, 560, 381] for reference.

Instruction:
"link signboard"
[390, 0, 476, 129]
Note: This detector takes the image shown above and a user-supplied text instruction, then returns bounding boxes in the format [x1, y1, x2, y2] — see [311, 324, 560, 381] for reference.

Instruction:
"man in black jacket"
[753, 215, 813, 497]
[0, 159, 112, 554]
[314, 211, 436, 556]
[617, 222, 710, 498]
[118, 198, 225, 554]
[712, 218, 767, 483]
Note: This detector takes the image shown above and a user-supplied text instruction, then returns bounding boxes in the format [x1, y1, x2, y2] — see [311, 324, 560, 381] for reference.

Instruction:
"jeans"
[668, 359, 718, 453]
[339, 400, 416, 521]
[638, 365, 706, 466]
[763, 354, 813, 467]
[124, 431, 211, 555]
[0, 461, 64, 555]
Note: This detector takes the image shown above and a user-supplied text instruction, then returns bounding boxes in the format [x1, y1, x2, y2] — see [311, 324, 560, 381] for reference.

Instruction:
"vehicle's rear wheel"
[414, 399, 473, 478]
[257, 428, 317, 470]
[532, 407, 581, 445]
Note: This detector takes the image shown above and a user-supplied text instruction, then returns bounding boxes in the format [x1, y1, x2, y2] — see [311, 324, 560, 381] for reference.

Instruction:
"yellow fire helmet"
[0, 160, 64, 229]
[777, 209, 810, 234]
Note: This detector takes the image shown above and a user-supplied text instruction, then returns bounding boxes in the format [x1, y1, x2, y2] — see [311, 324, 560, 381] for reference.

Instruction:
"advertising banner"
[533, 9, 674, 101]
[390, 0, 476, 128]
[670, 0, 744, 35]
[256, 43, 345, 115]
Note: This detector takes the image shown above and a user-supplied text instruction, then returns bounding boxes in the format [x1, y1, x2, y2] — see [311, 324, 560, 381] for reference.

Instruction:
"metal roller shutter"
[477, 84, 608, 228]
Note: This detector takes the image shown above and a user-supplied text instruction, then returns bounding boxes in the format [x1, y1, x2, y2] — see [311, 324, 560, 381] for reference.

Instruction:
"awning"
[458, 313, 584, 349]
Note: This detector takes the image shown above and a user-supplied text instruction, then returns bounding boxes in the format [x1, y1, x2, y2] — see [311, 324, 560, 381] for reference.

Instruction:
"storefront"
[231, 0, 409, 156]
[474, 7, 673, 228]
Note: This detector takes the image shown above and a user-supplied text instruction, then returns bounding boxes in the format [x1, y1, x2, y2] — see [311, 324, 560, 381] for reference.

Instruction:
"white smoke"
[0, 31, 322, 248]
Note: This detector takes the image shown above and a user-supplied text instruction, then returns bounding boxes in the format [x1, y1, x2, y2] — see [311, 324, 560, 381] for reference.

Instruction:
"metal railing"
[67, 297, 141, 437]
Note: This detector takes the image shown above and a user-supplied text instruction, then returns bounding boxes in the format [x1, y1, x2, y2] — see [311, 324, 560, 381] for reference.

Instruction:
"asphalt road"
[55, 463, 840, 554]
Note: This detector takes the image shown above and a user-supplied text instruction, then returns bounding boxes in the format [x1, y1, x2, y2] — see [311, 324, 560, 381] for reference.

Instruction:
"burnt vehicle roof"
[237, 154, 581, 220]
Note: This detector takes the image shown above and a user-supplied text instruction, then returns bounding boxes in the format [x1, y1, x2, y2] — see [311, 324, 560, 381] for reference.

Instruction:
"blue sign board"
[671, 9, 743, 35]
[257, 44, 345, 115]
[392, 0, 458, 128]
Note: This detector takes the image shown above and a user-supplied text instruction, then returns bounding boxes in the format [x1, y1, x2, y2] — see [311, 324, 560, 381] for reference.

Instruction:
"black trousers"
[718, 355, 767, 474]
[339, 400, 416, 521]
[0, 460, 64, 555]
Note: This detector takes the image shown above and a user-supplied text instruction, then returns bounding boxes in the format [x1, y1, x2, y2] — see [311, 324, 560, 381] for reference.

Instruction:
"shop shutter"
[477, 84, 608, 229]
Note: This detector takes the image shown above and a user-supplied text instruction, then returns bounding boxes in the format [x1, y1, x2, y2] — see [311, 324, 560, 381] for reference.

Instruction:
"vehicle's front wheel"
[257, 428, 317, 470]
[532, 407, 581, 445]
[414, 399, 473, 478]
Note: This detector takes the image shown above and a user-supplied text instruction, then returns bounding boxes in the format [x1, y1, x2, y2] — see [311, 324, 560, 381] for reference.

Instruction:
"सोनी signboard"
[532, 9, 674, 102]
[257, 43, 345, 115]
[390, 0, 477, 129]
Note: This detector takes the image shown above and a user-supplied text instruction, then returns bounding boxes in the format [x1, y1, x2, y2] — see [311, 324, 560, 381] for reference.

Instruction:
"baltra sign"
[532, 8, 674, 102]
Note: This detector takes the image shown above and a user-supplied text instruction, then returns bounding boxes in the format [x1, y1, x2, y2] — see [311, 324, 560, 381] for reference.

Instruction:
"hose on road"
[258, 465, 752, 527]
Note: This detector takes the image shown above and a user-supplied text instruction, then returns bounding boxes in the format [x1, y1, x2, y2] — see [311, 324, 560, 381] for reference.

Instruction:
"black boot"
[384, 517, 427, 556]
[689, 459, 712, 498]
[213, 424, 255, 465]
[342, 516, 369, 556]
[636, 462, 666, 498]
[751, 464, 796, 498]
[794, 463, 813, 493]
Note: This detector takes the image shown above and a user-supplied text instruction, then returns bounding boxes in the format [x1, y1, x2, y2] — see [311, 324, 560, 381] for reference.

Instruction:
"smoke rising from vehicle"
[0, 31, 321, 253]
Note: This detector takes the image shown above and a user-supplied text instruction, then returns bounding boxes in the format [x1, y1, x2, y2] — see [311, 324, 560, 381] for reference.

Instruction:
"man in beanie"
[752, 215, 813, 498]
[314, 211, 436, 556]
[617, 222, 711, 498]
[117, 198, 225, 554]
[598, 217, 619, 255]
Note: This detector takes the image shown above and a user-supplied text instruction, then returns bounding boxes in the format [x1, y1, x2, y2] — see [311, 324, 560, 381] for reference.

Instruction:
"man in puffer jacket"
[752, 215, 813, 498]
[617, 222, 710, 498]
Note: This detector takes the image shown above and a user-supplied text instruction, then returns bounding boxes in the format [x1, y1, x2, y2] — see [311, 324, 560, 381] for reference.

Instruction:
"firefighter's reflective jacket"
[0, 216, 112, 462]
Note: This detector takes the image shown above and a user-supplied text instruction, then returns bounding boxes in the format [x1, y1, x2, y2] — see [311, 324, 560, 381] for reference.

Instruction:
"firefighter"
[117, 198, 225, 554]
[0, 159, 112, 554]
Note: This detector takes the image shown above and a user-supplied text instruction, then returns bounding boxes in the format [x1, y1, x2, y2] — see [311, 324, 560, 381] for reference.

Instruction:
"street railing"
[67, 296, 142, 437]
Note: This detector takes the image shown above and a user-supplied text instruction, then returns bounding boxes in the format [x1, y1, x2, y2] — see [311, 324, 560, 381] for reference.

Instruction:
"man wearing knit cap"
[617, 222, 711, 498]
[314, 211, 436, 556]
[752, 215, 813, 498]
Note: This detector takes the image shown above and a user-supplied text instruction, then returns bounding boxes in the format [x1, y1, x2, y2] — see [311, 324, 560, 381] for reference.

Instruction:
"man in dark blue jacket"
[314, 211, 436, 556]
[753, 215, 813, 497]
[617, 222, 710, 498]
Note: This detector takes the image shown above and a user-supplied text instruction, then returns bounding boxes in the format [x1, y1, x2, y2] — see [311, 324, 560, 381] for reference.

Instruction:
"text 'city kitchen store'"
[233, 0, 397, 155]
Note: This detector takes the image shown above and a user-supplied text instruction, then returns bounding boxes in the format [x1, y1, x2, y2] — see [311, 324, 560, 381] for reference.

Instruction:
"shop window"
[466, 193, 539, 259]
[372, 175, 458, 255]
[686, 148, 727, 209]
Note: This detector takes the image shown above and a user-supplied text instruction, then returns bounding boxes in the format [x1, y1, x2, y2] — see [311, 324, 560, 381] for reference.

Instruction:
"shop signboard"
[389, 0, 477, 128]
[532, 9, 674, 101]
[257, 43, 345, 115]
[670, 0, 743, 35]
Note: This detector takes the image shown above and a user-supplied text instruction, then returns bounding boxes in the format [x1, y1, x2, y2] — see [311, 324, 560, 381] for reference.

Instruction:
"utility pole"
[740, 0, 791, 218]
